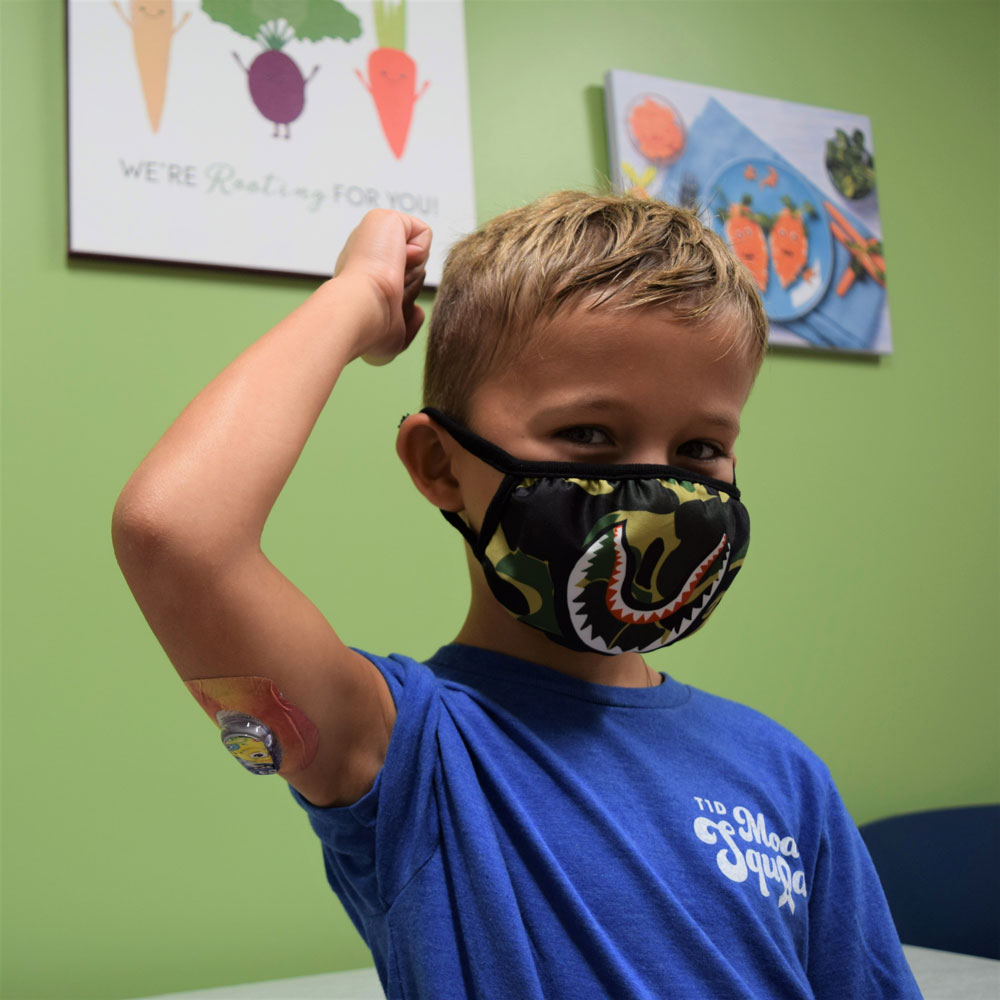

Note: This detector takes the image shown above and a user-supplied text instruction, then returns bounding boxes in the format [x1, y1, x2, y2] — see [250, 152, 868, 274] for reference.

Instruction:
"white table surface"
[134, 945, 1000, 1000]
[902, 946, 1000, 1000]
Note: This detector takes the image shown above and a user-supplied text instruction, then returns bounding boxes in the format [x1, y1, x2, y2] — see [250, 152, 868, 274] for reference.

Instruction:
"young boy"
[113, 193, 921, 998]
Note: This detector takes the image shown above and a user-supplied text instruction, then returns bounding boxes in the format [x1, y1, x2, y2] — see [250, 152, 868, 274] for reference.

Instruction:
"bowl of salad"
[825, 128, 876, 200]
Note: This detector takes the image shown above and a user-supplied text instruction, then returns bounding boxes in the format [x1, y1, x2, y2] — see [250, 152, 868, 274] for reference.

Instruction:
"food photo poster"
[67, 0, 476, 283]
[606, 70, 890, 354]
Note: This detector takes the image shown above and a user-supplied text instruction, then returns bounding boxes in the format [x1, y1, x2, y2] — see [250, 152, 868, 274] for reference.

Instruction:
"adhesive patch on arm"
[185, 676, 319, 776]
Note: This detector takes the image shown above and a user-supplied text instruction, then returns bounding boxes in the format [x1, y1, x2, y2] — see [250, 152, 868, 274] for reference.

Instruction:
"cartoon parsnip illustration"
[112, 0, 190, 132]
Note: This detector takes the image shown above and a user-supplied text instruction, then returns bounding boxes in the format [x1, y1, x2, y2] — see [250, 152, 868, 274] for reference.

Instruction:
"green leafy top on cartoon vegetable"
[201, 0, 362, 137]
[825, 128, 876, 200]
[201, 0, 361, 49]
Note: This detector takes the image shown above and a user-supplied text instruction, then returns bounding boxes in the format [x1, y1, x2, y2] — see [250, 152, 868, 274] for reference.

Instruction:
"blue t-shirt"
[293, 644, 921, 999]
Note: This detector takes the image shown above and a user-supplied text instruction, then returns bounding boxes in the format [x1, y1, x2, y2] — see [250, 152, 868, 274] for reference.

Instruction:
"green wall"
[2, 1, 997, 997]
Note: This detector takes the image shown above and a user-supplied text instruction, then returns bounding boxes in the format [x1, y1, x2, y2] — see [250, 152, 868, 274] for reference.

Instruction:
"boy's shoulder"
[369, 644, 833, 785]
[681, 680, 839, 802]
[687, 681, 826, 754]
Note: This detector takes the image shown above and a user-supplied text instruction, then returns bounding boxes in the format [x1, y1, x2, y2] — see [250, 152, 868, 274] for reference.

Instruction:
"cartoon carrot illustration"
[770, 196, 816, 289]
[112, 0, 190, 132]
[834, 234, 886, 296]
[721, 198, 769, 292]
[836, 265, 858, 297]
[826, 201, 886, 288]
[202, 0, 362, 138]
[356, 0, 429, 159]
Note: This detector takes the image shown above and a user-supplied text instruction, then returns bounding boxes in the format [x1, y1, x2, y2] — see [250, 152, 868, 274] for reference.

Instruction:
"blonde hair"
[423, 191, 768, 419]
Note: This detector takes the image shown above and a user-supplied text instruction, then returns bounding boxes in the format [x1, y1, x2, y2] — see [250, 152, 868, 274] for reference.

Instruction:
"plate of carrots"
[707, 158, 833, 322]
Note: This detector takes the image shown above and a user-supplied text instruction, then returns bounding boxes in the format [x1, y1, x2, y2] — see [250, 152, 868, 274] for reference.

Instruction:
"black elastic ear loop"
[420, 407, 521, 474]
[422, 407, 520, 558]
[402, 409, 479, 546]
[440, 509, 479, 551]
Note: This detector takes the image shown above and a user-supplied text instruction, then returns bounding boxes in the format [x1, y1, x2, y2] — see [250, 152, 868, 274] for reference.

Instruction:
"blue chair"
[859, 804, 1000, 959]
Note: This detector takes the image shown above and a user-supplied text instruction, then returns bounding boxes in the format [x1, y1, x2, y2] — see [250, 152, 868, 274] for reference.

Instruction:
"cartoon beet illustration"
[356, 1, 429, 159]
[722, 198, 770, 292]
[770, 196, 816, 289]
[232, 47, 319, 137]
[627, 95, 685, 164]
[112, 0, 191, 132]
[202, 0, 362, 137]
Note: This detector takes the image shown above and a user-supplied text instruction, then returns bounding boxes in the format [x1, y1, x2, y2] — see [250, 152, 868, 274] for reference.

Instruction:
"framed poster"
[67, 0, 476, 284]
[605, 70, 890, 354]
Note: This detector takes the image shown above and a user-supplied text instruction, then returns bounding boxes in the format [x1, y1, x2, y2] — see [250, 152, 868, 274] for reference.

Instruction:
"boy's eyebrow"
[533, 397, 620, 417]
[533, 398, 741, 435]
[698, 413, 742, 435]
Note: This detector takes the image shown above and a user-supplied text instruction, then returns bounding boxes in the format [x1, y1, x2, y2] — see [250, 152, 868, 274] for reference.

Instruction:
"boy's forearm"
[113, 275, 382, 567]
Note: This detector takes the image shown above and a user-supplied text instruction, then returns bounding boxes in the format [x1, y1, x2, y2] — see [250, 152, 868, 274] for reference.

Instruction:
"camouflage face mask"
[423, 408, 751, 656]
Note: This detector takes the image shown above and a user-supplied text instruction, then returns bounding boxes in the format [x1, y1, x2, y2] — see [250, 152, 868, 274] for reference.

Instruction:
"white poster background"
[67, 0, 475, 283]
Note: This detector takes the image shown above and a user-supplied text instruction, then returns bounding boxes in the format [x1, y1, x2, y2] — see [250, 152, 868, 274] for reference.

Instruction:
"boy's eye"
[677, 440, 723, 462]
[555, 426, 612, 447]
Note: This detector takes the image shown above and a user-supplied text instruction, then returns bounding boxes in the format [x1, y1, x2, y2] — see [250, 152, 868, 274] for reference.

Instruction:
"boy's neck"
[454, 570, 661, 688]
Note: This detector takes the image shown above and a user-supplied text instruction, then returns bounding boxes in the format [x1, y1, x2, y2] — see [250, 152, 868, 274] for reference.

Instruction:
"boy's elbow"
[112, 481, 251, 591]
[112, 477, 214, 580]
[111, 487, 178, 582]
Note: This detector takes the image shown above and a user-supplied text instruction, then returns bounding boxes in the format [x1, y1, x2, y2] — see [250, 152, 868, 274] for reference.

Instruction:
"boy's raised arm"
[112, 211, 431, 807]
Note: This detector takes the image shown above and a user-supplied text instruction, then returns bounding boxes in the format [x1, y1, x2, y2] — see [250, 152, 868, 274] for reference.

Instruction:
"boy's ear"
[396, 413, 463, 512]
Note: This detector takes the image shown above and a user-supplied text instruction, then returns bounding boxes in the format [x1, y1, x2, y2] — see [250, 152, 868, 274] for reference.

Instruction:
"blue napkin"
[659, 99, 884, 352]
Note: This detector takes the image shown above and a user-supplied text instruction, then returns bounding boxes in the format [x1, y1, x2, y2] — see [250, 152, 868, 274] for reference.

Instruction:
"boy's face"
[451, 303, 758, 532]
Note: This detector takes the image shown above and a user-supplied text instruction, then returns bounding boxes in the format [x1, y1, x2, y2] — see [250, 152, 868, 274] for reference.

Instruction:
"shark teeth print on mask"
[568, 521, 732, 654]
